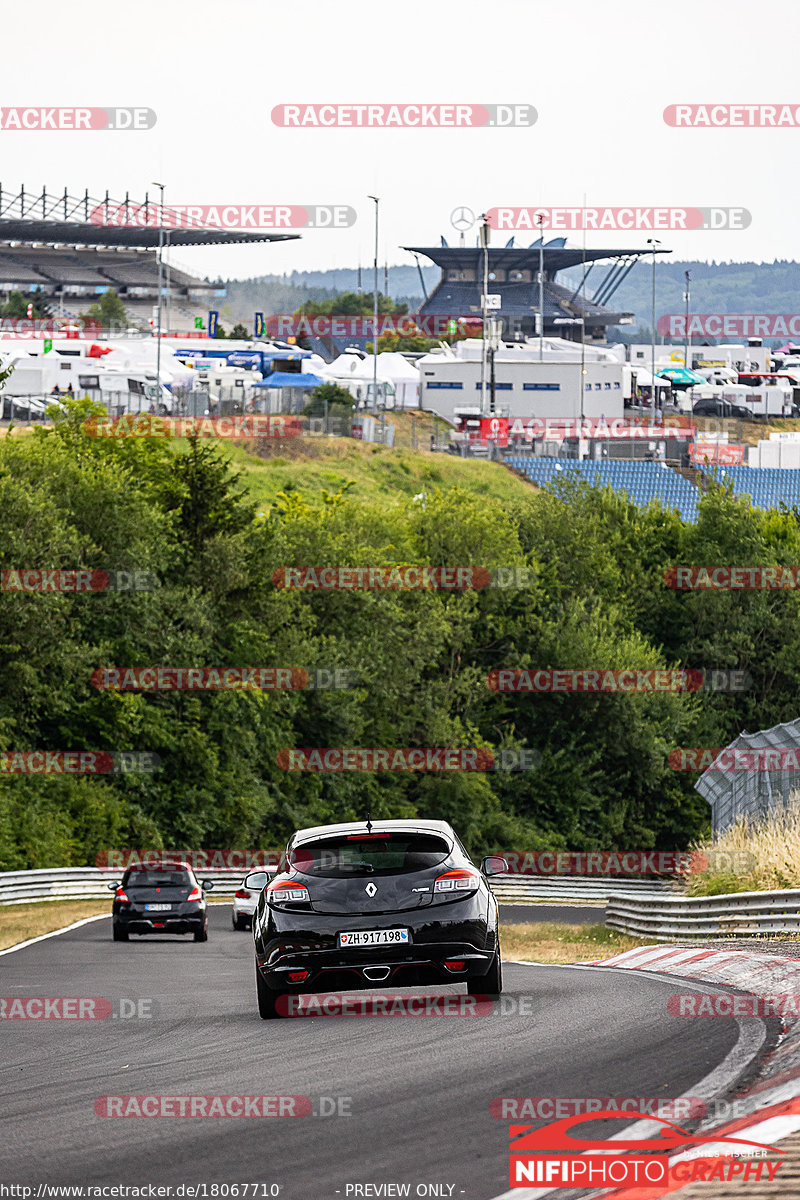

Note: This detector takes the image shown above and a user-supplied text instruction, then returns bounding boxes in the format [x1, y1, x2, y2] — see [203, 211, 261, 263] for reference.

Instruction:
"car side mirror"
[481, 856, 508, 877]
[202, 880, 214, 890]
[107, 880, 120, 891]
[244, 871, 269, 892]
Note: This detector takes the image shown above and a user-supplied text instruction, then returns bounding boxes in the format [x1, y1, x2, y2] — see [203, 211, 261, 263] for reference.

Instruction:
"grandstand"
[505, 456, 700, 522]
[403, 238, 666, 343]
[0, 185, 300, 331]
[709, 464, 800, 511]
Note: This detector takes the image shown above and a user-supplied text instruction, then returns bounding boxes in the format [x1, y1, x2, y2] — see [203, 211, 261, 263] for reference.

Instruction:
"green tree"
[79, 289, 128, 330]
[0, 289, 52, 320]
[303, 382, 354, 418]
[229, 323, 249, 340]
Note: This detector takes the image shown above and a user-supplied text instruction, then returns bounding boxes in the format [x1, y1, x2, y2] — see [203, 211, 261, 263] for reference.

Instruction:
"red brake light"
[444, 960, 466, 971]
[288, 970, 309, 983]
[267, 879, 310, 904]
[186, 885, 202, 901]
[115, 887, 129, 903]
[434, 868, 480, 894]
[234, 888, 251, 899]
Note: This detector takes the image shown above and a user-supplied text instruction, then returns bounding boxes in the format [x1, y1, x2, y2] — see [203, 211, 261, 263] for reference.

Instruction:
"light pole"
[152, 181, 165, 401]
[683, 269, 691, 371]
[368, 196, 379, 415]
[479, 214, 490, 415]
[537, 212, 545, 360]
[647, 238, 661, 409]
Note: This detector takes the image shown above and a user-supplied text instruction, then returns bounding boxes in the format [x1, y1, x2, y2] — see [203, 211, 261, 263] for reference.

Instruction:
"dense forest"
[3, 403, 800, 868]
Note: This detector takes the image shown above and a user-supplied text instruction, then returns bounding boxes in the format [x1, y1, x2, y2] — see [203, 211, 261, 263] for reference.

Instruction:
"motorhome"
[721, 379, 793, 419]
[1, 352, 173, 414]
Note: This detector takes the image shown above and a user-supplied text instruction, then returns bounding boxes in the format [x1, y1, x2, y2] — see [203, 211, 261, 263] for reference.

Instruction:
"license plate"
[338, 929, 409, 948]
[145, 903, 172, 911]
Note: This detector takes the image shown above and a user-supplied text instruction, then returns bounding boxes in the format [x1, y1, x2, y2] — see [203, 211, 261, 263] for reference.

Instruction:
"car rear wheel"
[467, 950, 502, 997]
[232, 913, 248, 931]
[256, 962, 285, 1019]
[193, 918, 208, 942]
[112, 923, 128, 942]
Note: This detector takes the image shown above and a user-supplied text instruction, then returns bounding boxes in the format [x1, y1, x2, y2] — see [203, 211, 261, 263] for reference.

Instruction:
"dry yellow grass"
[0, 899, 110, 951]
[499, 921, 651, 964]
[688, 804, 800, 895]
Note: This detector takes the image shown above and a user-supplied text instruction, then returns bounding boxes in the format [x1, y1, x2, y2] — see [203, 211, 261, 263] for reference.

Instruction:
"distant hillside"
[214, 260, 800, 339]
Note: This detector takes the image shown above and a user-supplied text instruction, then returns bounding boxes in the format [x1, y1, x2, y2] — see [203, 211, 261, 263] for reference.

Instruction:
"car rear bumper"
[114, 909, 205, 935]
[255, 899, 497, 991]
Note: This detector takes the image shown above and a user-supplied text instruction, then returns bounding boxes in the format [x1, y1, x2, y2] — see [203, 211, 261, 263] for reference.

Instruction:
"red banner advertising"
[688, 442, 746, 465]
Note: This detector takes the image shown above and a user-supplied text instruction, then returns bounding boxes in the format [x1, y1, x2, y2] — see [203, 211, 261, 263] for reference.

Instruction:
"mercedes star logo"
[365, 882, 377, 897]
[450, 206, 475, 232]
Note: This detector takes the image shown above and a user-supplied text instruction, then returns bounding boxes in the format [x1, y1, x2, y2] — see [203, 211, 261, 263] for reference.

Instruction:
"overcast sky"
[2, 0, 798, 282]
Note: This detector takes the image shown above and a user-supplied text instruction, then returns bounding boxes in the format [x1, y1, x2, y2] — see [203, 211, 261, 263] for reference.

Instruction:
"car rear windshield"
[288, 833, 451, 877]
[123, 870, 193, 887]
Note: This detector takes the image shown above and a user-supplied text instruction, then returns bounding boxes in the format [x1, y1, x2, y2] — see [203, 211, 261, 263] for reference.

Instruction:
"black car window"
[123, 870, 193, 887]
[288, 833, 451, 877]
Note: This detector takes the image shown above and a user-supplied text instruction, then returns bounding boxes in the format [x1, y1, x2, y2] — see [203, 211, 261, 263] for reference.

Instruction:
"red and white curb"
[496, 946, 800, 1198]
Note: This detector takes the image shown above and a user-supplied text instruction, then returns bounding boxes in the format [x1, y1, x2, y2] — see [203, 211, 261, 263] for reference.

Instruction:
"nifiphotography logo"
[507, 1111, 783, 1188]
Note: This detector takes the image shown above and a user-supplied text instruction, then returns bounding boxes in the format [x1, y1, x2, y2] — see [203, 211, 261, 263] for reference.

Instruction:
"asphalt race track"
[1, 906, 775, 1198]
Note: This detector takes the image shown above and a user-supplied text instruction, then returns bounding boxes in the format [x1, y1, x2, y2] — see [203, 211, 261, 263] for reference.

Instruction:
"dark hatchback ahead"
[108, 863, 213, 942]
[250, 819, 507, 1018]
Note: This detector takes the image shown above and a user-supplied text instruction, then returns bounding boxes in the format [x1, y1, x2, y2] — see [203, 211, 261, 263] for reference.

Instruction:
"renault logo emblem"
[365, 882, 377, 897]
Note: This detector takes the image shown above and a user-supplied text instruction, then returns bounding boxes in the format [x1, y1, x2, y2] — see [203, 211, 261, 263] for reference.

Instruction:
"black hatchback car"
[108, 862, 213, 942]
[250, 819, 507, 1019]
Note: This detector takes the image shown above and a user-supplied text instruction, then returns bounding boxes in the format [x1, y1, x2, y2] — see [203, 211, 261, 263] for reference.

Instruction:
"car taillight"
[234, 888, 251, 899]
[434, 868, 480, 895]
[186, 885, 203, 901]
[444, 960, 466, 972]
[115, 887, 129, 902]
[288, 970, 309, 983]
[267, 879, 310, 905]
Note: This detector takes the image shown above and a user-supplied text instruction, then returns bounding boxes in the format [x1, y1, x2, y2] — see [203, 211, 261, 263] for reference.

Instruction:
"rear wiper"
[338, 862, 375, 874]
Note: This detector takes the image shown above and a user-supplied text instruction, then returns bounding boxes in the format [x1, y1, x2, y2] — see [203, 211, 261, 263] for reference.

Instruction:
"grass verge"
[499, 921, 653, 964]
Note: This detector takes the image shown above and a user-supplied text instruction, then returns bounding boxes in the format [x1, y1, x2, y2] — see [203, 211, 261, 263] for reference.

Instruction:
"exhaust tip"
[362, 965, 391, 981]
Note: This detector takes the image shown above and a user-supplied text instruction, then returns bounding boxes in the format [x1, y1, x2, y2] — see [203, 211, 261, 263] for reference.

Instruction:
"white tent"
[321, 350, 419, 409]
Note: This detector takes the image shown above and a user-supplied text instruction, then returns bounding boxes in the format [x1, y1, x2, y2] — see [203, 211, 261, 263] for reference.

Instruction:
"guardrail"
[0, 867, 261, 906]
[489, 876, 676, 904]
[605, 888, 800, 940]
[0, 867, 679, 908]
